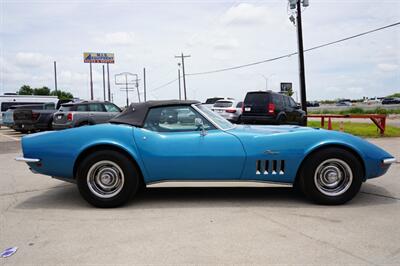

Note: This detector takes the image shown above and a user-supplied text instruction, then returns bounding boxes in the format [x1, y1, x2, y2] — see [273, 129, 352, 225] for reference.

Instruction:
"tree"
[33, 86, 51, 95]
[387, 92, 400, 98]
[286, 87, 294, 97]
[17, 85, 33, 95]
[50, 90, 74, 100]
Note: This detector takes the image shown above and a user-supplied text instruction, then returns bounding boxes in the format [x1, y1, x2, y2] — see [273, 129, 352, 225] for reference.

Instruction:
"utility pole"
[178, 68, 182, 100]
[135, 76, 141, 103]
[115, 72, 138, 107]
[102, 65, 106, 101]
[89, 62, 94, 100]
[175, 53, 190, 100]
[143, 68, 147, 102]
[289, 0, 308, 113]
[296, 0, 307, 113]
[107, 63, 111, 101]
[125, 75, 129, 107]
[53, 61, 58, 93]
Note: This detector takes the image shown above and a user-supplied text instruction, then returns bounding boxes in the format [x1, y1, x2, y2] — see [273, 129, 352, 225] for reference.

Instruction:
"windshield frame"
[192, 103, 236, 131]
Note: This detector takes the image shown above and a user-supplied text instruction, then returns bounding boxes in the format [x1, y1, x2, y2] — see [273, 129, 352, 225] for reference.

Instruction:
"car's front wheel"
[77, 150, 140, 208]
[298, 148, 363, 205]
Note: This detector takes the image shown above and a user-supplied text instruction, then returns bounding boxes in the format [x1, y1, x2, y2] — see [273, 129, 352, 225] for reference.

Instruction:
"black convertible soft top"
[109, 100, 200, 127]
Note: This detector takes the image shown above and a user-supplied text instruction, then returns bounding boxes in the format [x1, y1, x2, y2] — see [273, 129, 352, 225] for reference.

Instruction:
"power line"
[187, 21, 400, 76]
[149, 78, 178, 92]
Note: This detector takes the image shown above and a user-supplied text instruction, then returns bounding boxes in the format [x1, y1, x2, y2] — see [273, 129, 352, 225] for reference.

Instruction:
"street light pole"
[178, 63, 182, 100]
[53, 61, 58, 93]
[260, 73, 275, 90]
[175, 53, 190, 100]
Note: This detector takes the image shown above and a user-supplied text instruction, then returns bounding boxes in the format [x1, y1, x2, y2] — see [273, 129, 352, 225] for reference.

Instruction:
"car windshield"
[59, 105, 75, 112]
[196, 104, 234, 130]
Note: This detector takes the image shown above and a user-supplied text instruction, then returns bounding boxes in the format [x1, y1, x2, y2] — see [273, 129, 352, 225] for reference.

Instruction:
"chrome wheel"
[314, 158, 353, 197]
[87, 160, 125, 199]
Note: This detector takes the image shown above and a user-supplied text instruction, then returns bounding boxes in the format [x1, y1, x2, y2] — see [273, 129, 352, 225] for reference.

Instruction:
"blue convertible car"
[16, 100, 396, 207]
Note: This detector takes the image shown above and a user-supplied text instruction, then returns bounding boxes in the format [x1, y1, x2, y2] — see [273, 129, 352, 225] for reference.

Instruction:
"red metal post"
[381, 116, 386, 135]
[328, 117, 332, 130]
[321, 117, 325, 128]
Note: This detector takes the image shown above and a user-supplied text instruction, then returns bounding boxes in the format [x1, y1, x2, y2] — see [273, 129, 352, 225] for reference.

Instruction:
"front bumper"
[383, 158, 397, 165]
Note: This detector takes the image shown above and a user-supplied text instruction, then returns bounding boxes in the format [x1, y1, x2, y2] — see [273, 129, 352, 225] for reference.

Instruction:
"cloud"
[377, 63, 399, 72]
[59, 70, 87, 83]
[98, 32, 136, 45]
[220, 3, 269, 25]
[15, 52, 52, 68]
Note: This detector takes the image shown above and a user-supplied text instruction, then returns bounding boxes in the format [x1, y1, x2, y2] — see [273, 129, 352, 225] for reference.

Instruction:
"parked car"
[2, 106, 18, 128]
[363, 97, 381, 105]
[0, 94, 58, 127]
[306, 101, 320, 107]
[336, 100, 352, 106]
[203, 97, 234, 109]
[2, 104, 47, 131]
[16, 100, 395, 207]
[382, 98, 400, 105]
[52, 101, 121, 130]
[212, 100, 243, 123]
[13, 100, 71, 133]
[241, 91, 306, 125]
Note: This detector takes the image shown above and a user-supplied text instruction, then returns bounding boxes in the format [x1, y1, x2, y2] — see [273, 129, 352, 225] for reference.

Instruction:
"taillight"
[67, 113, 73, 121]
[268, 103, 275, 114]
[31, 112, 39, 120]
[226, 109, 236, 113]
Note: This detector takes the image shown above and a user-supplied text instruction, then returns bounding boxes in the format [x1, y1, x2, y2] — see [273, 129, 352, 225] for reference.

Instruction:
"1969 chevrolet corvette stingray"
[16, 100, 396, 207]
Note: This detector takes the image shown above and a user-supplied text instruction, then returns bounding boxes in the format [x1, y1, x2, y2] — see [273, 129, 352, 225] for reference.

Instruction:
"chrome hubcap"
[87, 160, 124, 199]
[314, 158, 353, 196]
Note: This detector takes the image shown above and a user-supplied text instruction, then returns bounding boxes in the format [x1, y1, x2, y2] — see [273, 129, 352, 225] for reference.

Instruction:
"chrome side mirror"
[194, 118, 207, 136]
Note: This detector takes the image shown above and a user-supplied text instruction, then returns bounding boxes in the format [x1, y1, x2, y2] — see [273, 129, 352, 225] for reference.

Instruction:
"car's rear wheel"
[277, 115, 287, 125]
[298, 148, 363, 205]
[77, 150, 140, 208]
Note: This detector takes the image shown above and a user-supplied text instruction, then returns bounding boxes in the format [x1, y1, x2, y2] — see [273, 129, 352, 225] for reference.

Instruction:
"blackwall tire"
[298, 148, 363, 205]
[77, 150, 140, 208]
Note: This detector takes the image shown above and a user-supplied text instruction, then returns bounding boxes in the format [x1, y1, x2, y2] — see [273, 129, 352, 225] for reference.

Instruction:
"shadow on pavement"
[15, 183, 397, 210]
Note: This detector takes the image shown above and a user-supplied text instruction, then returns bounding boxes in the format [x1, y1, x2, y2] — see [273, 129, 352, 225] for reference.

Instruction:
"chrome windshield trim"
[15, 157, 40, 163]
[192, 104, 236, 131]
[383, 158, 397, 165]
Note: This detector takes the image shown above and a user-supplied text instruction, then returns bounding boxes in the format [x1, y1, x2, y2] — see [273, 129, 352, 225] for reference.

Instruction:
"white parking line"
[0, 128, 25, 141]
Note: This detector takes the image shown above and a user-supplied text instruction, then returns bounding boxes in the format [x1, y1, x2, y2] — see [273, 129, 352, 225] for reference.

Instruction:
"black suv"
[241, 91, 306, 125]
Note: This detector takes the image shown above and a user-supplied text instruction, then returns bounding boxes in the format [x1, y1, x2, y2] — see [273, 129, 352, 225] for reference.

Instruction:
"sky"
[0, 0, 399, 107]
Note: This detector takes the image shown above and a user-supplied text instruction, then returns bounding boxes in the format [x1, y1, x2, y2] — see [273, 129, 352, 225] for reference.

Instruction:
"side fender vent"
[256, 160, 285, 175]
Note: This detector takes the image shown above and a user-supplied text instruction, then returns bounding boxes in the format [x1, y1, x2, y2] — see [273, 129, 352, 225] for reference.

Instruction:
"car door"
[88, 103, 109, 123]
[282, 96, 295, 122]
[288, 97, 302, 123]
[134, 105, 246, 182]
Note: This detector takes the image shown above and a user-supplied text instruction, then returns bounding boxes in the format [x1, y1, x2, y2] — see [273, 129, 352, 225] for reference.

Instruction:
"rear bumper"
[52, 123, 73, 130]
[14, 123, 36, 131]
[15, 157, 41, 163]
[241, 115, 276, 124]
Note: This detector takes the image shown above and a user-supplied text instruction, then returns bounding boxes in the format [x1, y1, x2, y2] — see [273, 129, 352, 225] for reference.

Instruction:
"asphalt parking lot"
[0, 127, 399, 265]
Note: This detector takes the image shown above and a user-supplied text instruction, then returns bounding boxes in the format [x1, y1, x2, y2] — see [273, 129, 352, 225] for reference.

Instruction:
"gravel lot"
[0, 128, 399, 265]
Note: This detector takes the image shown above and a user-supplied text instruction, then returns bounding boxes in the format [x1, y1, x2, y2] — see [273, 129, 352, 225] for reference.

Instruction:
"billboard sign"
[280, 82, 292, 92]
[84, 52, 114, 64]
